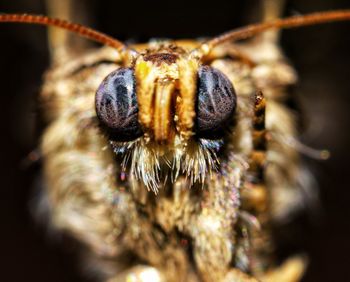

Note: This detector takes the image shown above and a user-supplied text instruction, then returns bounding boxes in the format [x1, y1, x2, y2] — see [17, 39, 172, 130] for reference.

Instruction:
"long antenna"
[202, 10, 350, 53]
[0, 14, 126, 50]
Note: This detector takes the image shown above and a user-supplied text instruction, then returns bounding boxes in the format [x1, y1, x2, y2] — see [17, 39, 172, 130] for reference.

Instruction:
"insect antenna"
[198, 10, 350, 55]
[0, 14, 126, 51]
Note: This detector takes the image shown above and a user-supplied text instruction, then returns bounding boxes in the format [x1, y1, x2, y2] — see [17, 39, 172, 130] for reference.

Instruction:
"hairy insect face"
[95, 44, 237, 191]
[4, 8, 349, 282]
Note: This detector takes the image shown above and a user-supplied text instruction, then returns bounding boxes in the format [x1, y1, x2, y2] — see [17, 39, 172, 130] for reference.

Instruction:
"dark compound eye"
[95, 67, 143, 141]
[196, 66, 237, 138]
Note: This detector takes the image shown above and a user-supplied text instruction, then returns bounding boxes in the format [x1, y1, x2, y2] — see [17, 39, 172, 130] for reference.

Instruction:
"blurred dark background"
[0, 0, 349, 281]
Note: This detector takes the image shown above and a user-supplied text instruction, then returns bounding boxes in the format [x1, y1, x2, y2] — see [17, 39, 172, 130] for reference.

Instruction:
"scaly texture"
[40, 36, 308, 281]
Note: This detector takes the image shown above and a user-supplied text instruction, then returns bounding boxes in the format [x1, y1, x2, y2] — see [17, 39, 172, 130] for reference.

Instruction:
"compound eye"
[196, 66, 237, 138]
[95, 67, 143, 141]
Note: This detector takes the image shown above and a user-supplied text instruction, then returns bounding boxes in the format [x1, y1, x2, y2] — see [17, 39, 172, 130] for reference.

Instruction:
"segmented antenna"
[202, 10, 350, 53]
[0, 14, 126, 50]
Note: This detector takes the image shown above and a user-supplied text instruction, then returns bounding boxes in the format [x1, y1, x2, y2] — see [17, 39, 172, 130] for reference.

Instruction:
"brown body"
[41, 36, 306, 281]
[2, 1, 348, 281]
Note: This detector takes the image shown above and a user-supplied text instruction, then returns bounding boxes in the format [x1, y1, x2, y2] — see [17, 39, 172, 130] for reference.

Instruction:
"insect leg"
[251, 91, 267, 180]
[262, 0, 286, 43]
[239, 91, 268, 211]
[238, 91, 271, 276]
[263, 0, 286, 22]
[203, 0, 286, 65]
[46, 0, 95, 62]
[107, 265, 165, 282]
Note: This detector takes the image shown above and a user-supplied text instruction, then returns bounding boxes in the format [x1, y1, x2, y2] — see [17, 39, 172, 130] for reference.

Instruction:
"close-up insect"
[1, 0, 350, 281]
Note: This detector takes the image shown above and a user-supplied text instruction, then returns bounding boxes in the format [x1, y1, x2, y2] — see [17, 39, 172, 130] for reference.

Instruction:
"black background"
[0, 0, 349, 281]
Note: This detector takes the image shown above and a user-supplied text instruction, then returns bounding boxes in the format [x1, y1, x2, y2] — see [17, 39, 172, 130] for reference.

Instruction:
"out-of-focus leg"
[107, 266, 166, 282]
[45, 0, 94, 63]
